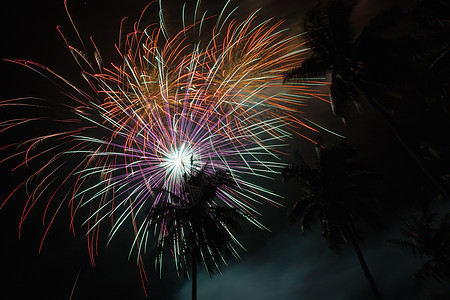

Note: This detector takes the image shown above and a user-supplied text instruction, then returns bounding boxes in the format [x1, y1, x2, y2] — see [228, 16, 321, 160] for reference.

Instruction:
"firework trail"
[0, 0, 327, 289]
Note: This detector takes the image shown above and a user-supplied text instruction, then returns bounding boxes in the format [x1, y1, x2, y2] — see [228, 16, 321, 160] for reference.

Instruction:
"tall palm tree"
[284, 143, 383, 300]
[389, 212, 450, 281]
[284, 0, 448, 197]
[146, 168, 248, 300]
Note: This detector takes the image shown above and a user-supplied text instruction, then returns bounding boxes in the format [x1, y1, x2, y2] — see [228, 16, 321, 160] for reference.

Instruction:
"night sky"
[1, 1, 448, 299]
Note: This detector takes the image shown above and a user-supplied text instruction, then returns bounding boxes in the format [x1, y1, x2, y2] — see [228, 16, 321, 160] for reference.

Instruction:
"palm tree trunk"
[192, 251, 197, 300]
[347, 222, 383, 300]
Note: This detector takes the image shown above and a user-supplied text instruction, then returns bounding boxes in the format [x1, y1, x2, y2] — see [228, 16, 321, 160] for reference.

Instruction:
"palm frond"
[304, 0, 356, 55]
[329, 75, 360, 119]
[284, 55, 330, 82]
[414, 260, 446, 281]
[289, 195, 317, 224]
[300, 201, 321, 233]
[145, 169, 246, 278]
[388, 239, 420, 256]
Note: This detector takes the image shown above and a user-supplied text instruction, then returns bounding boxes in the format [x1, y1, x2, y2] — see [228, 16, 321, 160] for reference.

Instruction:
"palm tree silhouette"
[389, 212, 450, 281]
[284, 0, 364, 121]
[284, 142, 383, 300]
[146, 168, 248, 300]
[284, 0, 448, 198]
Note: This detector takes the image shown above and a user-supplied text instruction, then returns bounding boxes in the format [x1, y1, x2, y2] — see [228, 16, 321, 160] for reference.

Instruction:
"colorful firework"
[1, 0, 326, 289]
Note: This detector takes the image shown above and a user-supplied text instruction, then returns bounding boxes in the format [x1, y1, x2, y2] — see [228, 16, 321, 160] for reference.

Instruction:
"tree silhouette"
[284, 0, 448, 198]
[284, 0, 359, 121]
[284, 142, 383, 300]
[389, 212, 450, 281]
[146, 168, 249, 300]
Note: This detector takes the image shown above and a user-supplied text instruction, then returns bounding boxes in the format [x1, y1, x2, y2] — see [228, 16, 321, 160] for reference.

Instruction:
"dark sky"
[0, 0, 441, 299]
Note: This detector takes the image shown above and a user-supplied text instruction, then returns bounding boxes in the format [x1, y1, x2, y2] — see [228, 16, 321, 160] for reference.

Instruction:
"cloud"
[176, 226, 420, 300]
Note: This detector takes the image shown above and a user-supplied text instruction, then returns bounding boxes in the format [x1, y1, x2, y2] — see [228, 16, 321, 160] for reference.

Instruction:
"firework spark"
[1, 0, 326, 292]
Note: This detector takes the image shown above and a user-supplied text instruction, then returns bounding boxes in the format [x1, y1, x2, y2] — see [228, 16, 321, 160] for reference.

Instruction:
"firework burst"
[1, 0, 326, 291]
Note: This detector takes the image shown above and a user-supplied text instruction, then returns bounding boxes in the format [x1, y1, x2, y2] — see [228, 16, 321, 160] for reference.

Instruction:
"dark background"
[1, 1, 446, 299]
